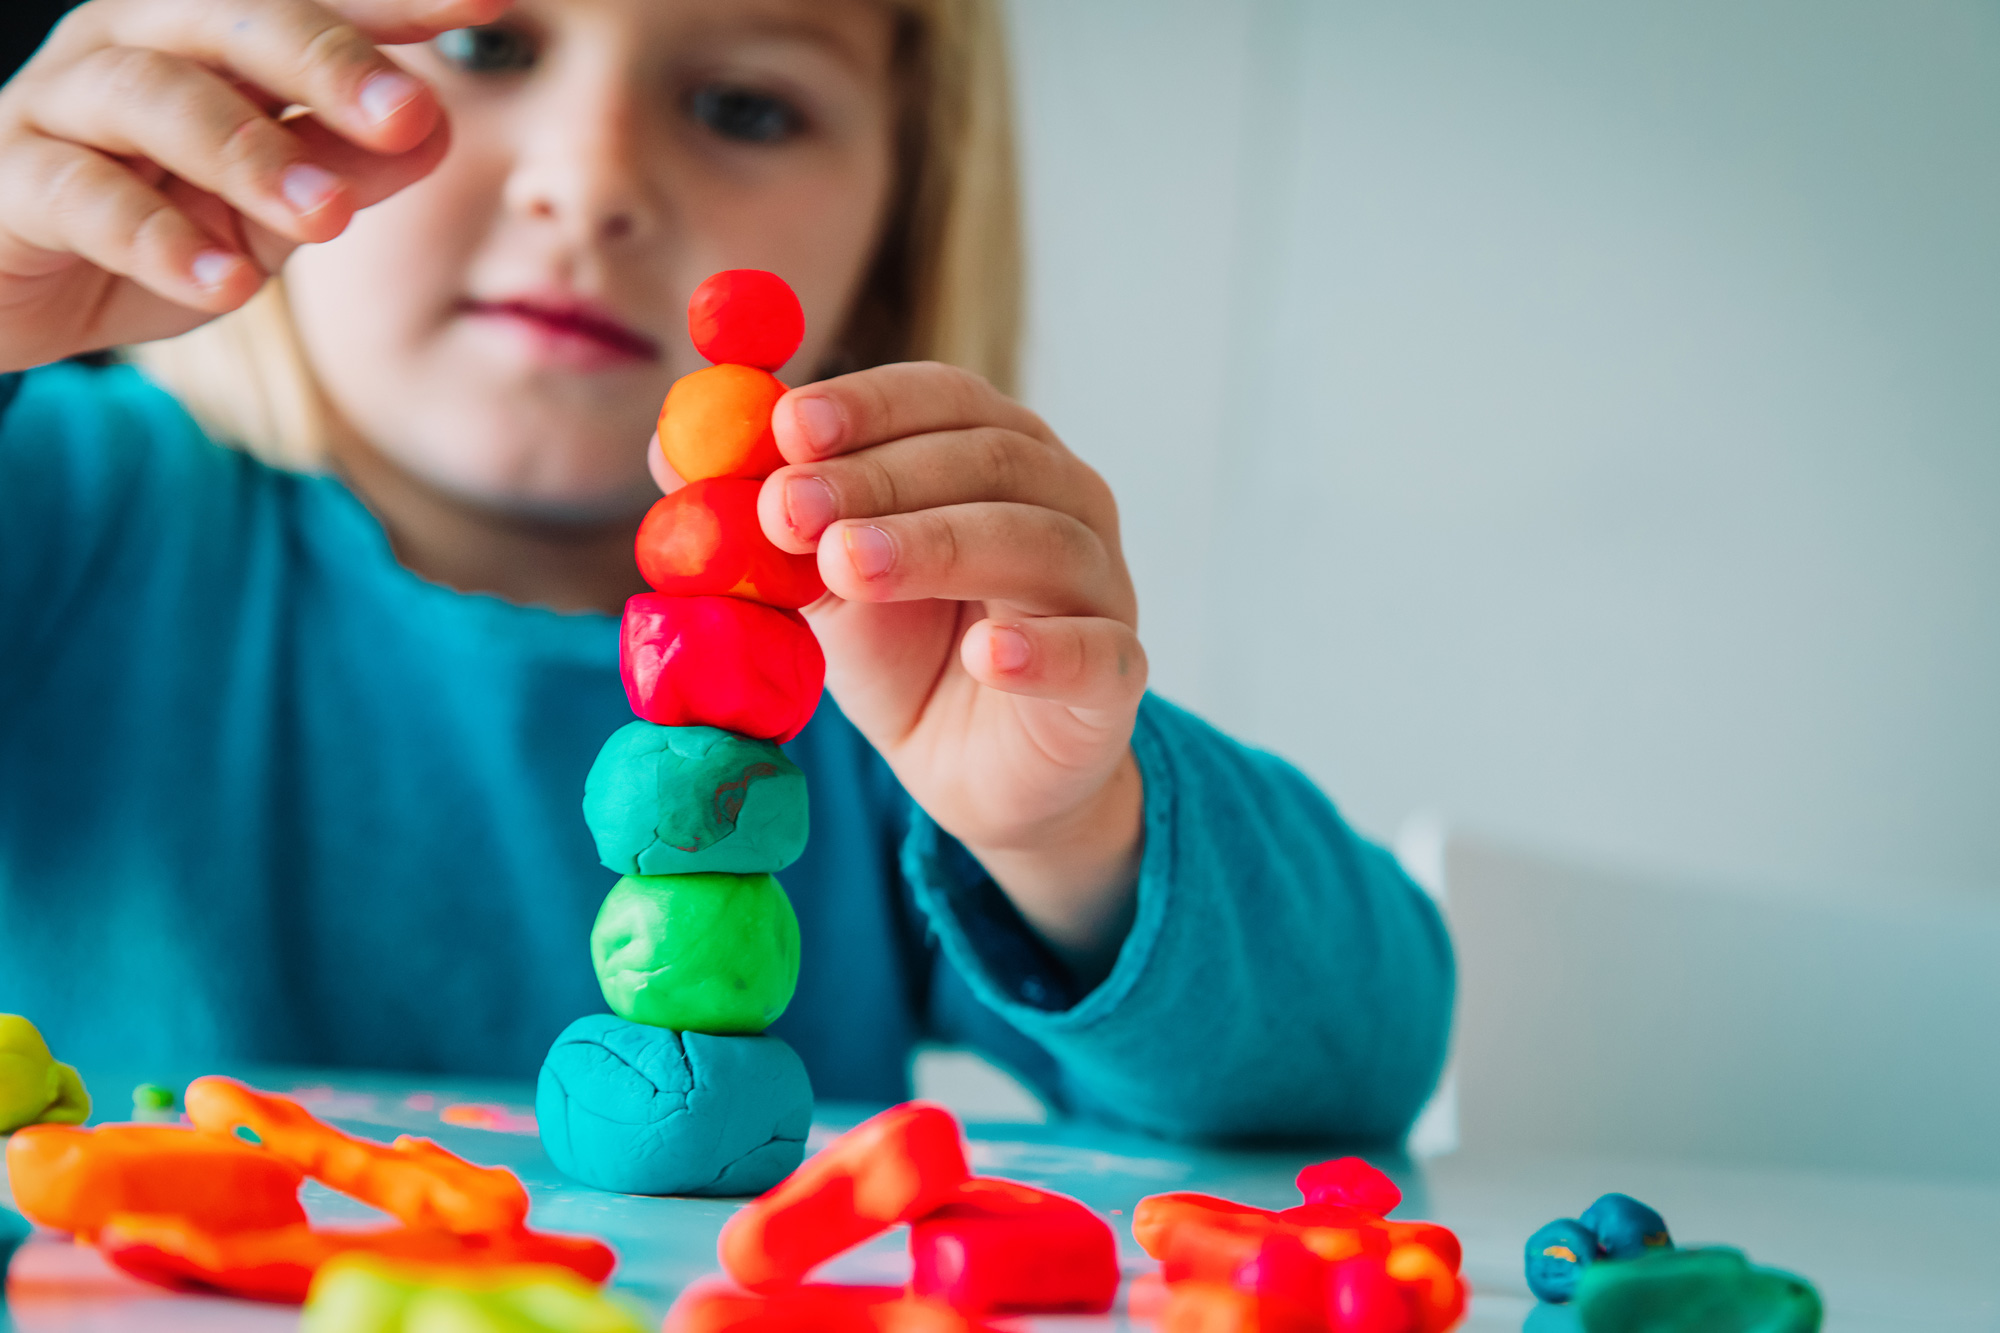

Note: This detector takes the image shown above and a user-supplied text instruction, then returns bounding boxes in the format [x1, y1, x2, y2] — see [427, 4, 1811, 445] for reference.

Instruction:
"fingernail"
[281, 163, 341, 216]
[358, 70, 422, 125]
[843, 525, 894, 581]
[792, 395, 844, 454]
[191, 250, 242, 291]
[783, 475, 836, 539]
[989, 625, 1032, 673]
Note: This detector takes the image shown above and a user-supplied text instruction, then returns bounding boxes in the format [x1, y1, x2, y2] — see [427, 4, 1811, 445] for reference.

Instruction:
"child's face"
[284, 0, 899, 521]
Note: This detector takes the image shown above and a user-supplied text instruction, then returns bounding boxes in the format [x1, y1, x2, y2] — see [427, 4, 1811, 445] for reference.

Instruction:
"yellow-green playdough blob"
[589, 874, 800, 1035]
[0, 1014, 90, 1133]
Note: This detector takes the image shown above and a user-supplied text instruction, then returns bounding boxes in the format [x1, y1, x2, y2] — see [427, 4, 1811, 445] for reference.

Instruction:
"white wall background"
[1007, 0, 2000, 903]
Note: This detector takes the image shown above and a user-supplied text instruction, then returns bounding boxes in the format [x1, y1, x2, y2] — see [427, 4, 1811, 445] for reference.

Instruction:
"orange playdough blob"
[660, 364, 788, 482]
[5, 1123, 306, 1240]
[635, 480, 824, 609]
[183, 1077, 529, 1235]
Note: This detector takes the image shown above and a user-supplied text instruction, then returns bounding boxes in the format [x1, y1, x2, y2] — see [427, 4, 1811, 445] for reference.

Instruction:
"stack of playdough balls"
[536, 272, 825, 1198]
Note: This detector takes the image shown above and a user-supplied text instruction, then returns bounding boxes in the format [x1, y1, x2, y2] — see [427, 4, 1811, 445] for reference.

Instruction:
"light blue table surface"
[3, 1066, 1997, 1331]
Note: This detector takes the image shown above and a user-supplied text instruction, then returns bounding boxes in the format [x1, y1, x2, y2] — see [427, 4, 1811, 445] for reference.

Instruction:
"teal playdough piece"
[1576, 1247, 1822, 1333]
[591, 873, 800, 1034]
[536, 1014, 811, 1197]
[2, 1204, 29, 1277]
[583, 723, 808, 876]
[0, 1014, 90, 1133]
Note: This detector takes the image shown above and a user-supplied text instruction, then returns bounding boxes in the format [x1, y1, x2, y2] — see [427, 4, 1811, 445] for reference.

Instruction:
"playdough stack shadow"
[537, 272, 825, 1198]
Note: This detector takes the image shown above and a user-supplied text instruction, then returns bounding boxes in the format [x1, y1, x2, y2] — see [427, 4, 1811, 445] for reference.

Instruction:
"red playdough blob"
[908, 1177, 1118, 1315]
[97, 1214, 616, 1304]
[635, 480, 825, 609]
[1326, 1255, 1416, 1333]
[666, 1281, 989, 1333]
[1295, 1157, 1402, 1217]
[718, 1101, 970, 1291]
[689, 269, 805, 371]
[620, 594, 824, 743]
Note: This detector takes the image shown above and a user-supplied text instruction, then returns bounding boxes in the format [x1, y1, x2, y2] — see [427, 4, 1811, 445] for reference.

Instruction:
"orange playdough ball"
[634, 479, 825, 609]
[660, 364, 787, 482]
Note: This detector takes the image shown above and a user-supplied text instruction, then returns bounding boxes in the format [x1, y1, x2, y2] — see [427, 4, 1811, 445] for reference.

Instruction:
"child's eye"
[688, 85, 801, 144]
[432, 25, 539, 74]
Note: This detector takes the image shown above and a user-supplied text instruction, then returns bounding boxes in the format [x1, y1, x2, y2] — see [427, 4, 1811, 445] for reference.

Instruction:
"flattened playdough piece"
[1576, 1247, 1822, 1333]
[302, 1251, 642, 1333]
[583, 723, 808, 876]
[536, 1015, 811, 1197]
[1526, 1218, 1600, 1303]
[590, 874, 800, 1034]
[0, 1013, 91, 1132]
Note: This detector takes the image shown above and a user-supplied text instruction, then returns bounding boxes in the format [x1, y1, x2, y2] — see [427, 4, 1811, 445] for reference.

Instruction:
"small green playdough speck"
[0, 1014, 91, 1133]
[583, 723, 808, 876]
[1576, 1247, 1822, 1333]
[133, 1083, 176, 1110]
[591, 873, 800, 1034]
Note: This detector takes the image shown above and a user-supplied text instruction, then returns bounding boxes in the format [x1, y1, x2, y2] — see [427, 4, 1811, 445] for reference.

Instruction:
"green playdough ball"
[583, 723, 809, 876]
[1576, 1247, 1823, 1333]
[590, 874, 800, 1035]
[0, 1014, 91, 1133]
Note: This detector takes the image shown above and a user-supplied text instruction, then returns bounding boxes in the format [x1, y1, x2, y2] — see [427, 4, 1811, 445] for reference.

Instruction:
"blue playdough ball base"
[536, 1014, 811, 1197]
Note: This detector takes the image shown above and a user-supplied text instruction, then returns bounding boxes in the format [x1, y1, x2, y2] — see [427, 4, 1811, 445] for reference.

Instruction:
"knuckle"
[297, 18, 376, 91]
[215, 108, 290, 177]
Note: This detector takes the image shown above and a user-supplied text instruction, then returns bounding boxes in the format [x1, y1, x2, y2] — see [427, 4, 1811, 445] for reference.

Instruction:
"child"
[0, 0, 1449, 1142]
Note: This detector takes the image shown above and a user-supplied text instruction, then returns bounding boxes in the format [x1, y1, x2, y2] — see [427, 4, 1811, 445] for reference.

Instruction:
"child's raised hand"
[0, 0, 505, 372]
[762, 363, 1148, 974]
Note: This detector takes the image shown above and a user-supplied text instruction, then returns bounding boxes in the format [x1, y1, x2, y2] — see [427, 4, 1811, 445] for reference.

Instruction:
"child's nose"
[507, 81, 660, 247]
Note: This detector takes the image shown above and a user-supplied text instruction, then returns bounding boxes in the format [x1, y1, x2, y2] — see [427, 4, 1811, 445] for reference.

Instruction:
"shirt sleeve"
[0, 361, 212, 682]
[903, 692, 1455, 1144]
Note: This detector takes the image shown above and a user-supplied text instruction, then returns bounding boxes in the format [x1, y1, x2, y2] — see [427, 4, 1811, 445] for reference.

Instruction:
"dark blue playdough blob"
[1526, 1218, 1601, 1303]
[2, 1204, 28, 1279]
[1580, 1192, 1673, 1261]
[536, 1014, 811, 1197]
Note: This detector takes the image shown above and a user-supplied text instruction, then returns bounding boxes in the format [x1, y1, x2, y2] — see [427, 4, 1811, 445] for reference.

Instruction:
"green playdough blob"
[590, 874, 801, 1035]
[1576, 1247, 1822, 1333]
[583, 723, 809, 876]
[0, 1013, 91, 1133]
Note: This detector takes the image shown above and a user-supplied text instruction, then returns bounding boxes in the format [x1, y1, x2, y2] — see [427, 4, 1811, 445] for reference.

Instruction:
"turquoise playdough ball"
[536, 1014, 811, 1197]
[1526, 1218, 1600, 1303]
[583, 722, 808, 876]
[1580, 1192, 1673, 1261]
[590, 873, 800, 1034]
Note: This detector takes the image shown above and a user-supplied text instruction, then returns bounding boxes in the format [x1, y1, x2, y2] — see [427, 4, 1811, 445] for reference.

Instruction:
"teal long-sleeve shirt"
[0, 361, 1452, 1143]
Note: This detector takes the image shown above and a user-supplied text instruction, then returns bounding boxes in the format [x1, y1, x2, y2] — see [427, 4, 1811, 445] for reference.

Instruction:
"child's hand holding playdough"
[759, 363, 1147, 979]
[0, 0, 505, 372]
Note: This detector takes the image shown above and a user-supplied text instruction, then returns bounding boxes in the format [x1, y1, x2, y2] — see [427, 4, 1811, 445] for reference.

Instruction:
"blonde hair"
[131, 0, 1023, 470]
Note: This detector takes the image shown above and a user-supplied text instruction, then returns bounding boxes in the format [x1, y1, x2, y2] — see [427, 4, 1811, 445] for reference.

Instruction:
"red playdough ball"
[688, 270, 805, 371]
[620, 594, 824, 743]
[1295, 1157, 1402, 1217]
[635, 479, 825, 609]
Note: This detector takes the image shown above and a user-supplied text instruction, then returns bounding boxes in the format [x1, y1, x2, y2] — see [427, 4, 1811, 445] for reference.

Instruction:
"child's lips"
[461, 297, 663, 368]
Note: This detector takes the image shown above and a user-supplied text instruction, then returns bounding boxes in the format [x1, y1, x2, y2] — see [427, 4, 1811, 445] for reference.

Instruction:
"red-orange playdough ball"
[621, 594, 824, 743]
[688, 269, 805, 371]
[634, 479, 825, 609]
[659, 364, 787, 483]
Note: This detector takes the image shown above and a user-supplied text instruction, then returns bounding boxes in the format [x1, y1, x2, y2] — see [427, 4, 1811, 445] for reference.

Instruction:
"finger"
[31, 47, 358, 244]
[960, 616, 1150, 713]
[87, 0, 459, 154]
[758, 424, 1116, 552]
[771, 361, 1052, 463]
[0, 132, 260, 311]
[283, 105, 449, 212]
[646, 431, 688, 495]
[818, 503, 1126, 620]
